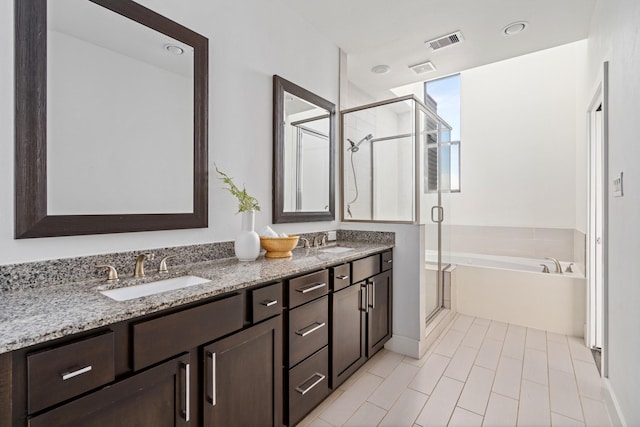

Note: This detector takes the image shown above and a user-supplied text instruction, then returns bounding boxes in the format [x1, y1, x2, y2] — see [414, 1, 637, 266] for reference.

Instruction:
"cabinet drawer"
[133, 293, 243, 370]
[288, 346, 329, 426]
[288, 270, 329, 309]
[288, 296, 328, 367]
[352, 254, 381, 283]
[330, 263, 351, 292]
[250, 281, 282, 323]
[27, 332, 115, 414]
[382, 250, 393, 271]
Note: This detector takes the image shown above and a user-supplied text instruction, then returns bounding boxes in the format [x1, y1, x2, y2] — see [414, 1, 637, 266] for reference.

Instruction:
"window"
[424, 74, 460, 192]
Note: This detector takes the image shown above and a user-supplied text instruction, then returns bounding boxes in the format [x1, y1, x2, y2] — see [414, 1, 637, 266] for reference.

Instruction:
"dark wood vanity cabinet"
[202, 315, 282, 426]
[2, 250, 393, 427]
[331, 251, 393, 388]
[27, 353, 191, 427]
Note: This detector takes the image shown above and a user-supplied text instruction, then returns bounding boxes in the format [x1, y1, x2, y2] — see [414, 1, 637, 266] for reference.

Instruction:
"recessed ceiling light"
[164, 44, 184, 55]
[502, 21, 528, 36]
[371, 64, 390, 74]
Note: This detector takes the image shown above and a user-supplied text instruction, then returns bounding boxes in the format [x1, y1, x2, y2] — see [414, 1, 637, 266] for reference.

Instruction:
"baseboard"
[385, 334, 420, 358]
[603, 378, 627, 426]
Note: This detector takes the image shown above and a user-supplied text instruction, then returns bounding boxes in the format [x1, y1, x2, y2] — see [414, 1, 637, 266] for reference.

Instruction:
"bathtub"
[426, 251, 586, 336]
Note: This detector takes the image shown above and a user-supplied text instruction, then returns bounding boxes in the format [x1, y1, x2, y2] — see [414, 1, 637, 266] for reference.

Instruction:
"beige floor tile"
[343, 402, 387, 427]
[368, 362, 420, 410]
[473, 317, 492, 327]
[547, 331, 568, 343]
[486, 321, 508, 341]
[549, 368, 584, 421]
[434, 329, 465, 358]
[367, 349, 405, 378]
[526, 327, 548, 352]
[298, 390, 343, 426]
[319, 373, 383, 426]
[458, 365, 495, 415]
[308, 418, 335, 427]
[449, 407, 483, 427]
[462, 323, 489, 349]
[518, 379, 551, 426]
[573, 360, 603, 401]
[408, 353, 451, 395]
[444, 345, 478, 382]
[492, 356, 523, 399]
[567, 337, 595, 363]
[501, 324, 526, 360]
[415, 376, 464, 427]
[403, 353, 430, 368]
[379, 389, 428, 427]
[475, 338, 504, 370]
[581, 396, 612, 427]
[483, 393, 518, 426]
[522, 347, 549, 385]
[451, 314, 475, 333]
[552, 412, 586, 426]
[548, 339, 574, 373]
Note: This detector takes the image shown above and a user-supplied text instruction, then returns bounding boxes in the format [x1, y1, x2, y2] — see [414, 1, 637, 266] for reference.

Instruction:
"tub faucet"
[540, 264, 550, 273]
[545, 257, 563, 274]
[134, 253, 155, 278]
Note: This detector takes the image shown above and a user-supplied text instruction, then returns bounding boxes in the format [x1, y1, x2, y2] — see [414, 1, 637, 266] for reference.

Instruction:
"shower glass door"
[420, 101, 454, 323]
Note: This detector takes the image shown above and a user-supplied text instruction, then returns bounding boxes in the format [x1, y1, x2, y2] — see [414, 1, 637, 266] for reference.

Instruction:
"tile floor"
[299, 314, 612, 427]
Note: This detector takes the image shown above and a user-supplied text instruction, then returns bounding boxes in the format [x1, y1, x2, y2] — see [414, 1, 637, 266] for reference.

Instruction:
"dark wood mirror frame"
[14, 0, 208, 238]
[272, 75, 335, 223]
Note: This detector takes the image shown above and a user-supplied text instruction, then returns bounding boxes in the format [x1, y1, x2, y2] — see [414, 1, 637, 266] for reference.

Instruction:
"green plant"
[215, 165, 261, 213]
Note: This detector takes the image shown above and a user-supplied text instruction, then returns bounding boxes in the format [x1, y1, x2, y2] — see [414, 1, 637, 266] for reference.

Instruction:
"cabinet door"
[28, 354, 190, 427]
[367, 269, 392, 356]
[202, 316, 282, 427]
[331, 284, 366, 388]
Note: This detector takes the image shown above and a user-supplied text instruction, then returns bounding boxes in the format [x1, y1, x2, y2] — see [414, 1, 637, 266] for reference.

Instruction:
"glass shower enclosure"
[341, 95, 453, 323]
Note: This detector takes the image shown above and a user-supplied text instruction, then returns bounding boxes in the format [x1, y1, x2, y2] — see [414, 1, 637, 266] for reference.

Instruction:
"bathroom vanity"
[0, 244, 393, 426]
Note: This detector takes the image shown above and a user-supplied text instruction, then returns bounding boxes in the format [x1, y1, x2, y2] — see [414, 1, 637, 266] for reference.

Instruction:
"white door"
[593, 107, 604, 349]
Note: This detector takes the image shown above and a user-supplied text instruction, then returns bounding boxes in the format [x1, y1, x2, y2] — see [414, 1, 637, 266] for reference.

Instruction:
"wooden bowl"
[260, 236, 300, 258]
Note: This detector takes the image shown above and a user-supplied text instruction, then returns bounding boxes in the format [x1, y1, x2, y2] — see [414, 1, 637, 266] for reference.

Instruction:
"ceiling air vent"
[409, 60, 436, 75]
[425, 31, 464, 51]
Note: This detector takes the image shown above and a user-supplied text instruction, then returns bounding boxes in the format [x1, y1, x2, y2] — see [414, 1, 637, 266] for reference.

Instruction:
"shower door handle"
[431, 206, 444, 223]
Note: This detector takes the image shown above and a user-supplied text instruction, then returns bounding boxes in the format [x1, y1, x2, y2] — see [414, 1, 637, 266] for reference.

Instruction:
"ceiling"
[280, 0, 596, 99]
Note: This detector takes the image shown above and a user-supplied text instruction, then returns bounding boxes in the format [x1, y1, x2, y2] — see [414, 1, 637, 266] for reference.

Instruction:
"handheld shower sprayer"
[346, 134, 373, 153]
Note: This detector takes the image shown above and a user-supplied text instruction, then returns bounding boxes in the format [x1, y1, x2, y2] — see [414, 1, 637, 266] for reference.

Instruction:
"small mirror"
[273, 75, 335, 223]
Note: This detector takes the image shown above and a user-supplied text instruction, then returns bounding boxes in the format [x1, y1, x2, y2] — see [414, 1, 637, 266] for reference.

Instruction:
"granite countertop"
[0, 242, 392, 354]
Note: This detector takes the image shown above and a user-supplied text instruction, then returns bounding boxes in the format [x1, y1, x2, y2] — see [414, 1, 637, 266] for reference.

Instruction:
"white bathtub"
[426, 251, 586, 336]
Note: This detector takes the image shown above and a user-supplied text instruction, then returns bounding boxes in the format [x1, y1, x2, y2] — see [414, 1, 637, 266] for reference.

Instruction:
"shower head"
[347, 134, 373, 153]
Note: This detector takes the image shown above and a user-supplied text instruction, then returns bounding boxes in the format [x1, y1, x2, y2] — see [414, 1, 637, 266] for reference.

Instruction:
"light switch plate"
[613, 172, 623, 197]
[327, 230, 337, 241]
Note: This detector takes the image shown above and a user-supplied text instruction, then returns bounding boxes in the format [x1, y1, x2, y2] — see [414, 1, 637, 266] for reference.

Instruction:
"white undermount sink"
[320, 246, 354, 254]
[100, 275, 210, 301]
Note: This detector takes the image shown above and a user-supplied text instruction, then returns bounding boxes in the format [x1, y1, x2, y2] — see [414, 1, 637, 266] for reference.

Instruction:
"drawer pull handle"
[336, 275, 349, 280]
[386, 259, 393, 264]
[297, 282, 326, 294]
[295, 322, 326, 337]
[261, 299, 278, 307]
[208, 352, 216, 407]
[61, 365, 92, 381]
[181, 361, 190, 422]
[295, 372, 326, 395]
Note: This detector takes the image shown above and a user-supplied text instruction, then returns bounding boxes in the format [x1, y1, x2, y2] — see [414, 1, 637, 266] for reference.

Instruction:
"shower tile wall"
[427, 225, 582, 262]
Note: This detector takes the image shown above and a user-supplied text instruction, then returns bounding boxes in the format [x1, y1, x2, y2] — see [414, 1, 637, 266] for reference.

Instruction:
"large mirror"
[273, 75, 335, 223]
[15, 0, 208, 238]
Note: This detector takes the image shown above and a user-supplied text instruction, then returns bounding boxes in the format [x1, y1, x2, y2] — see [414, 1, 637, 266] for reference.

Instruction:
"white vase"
[234, 210, 260, 261]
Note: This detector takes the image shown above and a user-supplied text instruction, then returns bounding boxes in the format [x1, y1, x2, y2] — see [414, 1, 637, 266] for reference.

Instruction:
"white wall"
[587, 0, 640, 425]
[0, 0, 339, 264]
[449, 41, 588, 230]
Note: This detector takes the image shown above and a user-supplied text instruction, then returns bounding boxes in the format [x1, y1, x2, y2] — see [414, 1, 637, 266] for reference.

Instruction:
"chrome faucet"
[545, 257, 563, 274]
[134, 253, 155, 278]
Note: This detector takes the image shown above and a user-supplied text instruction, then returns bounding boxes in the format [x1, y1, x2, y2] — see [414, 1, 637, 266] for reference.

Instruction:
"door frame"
[586, 62, 609, 376]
